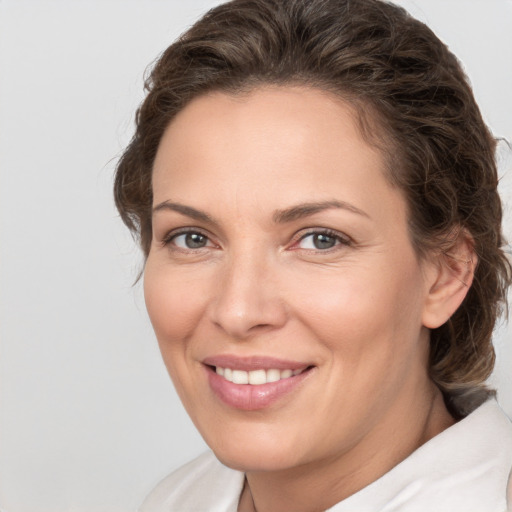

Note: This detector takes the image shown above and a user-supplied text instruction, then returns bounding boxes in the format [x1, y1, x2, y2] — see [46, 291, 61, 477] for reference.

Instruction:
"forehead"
[151, 86, 404, 225]
[154, 87, 381, 180]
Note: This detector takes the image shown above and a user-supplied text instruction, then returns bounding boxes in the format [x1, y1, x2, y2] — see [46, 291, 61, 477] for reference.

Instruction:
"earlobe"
[422, 234, 477, 329]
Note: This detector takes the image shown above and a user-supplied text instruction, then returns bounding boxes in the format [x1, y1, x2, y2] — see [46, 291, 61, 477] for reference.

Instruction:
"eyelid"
[159, 226, 351, 252]
[161, 227, 216, 249]
[289, 228, 352, 251]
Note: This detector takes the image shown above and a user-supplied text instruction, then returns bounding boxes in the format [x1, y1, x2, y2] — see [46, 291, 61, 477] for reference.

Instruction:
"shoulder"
[331, 400, 512, 512]
[139, 451, 245, 512]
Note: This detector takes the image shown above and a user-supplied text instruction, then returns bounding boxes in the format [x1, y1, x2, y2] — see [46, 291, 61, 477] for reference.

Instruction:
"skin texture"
[144, 87, 474, 512]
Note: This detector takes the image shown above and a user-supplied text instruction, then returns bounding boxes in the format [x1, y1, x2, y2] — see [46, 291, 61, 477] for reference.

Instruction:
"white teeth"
[249, 369, 267, 385]
[232, 370, 249, 384]
[266, 369, 281, 383]
[280, 369, 292, 379]
[215, 366, 306, 385]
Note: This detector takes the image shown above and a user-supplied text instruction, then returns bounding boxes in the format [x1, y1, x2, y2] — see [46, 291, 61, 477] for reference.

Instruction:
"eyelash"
[161, 227, 352, 253]
[161, 227, 214, 251]
[292, 228, 352, 252]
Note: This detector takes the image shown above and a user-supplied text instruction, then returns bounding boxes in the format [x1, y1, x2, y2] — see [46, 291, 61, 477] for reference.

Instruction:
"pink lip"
[202, 354, 309, 371]
[202, 355, 314, 411]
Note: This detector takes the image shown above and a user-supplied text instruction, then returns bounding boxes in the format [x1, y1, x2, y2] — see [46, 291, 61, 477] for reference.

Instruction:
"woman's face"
[145, 87, 439, 472]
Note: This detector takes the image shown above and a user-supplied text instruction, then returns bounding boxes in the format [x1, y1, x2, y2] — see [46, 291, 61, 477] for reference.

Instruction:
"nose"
[208, 251, 288, 340]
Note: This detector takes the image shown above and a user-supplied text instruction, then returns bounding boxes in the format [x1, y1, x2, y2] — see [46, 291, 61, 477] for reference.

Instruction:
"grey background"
[1, 1, 511, 511]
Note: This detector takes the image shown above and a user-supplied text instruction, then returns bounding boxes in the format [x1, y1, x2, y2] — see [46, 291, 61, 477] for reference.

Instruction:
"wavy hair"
[114, 0, 511, 417]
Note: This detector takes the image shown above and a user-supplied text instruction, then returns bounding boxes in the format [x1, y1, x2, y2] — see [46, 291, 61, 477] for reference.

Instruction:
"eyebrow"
[152, 199, 369, 225]
[152, 201, 216, 224]
[272, 200, 370, 223]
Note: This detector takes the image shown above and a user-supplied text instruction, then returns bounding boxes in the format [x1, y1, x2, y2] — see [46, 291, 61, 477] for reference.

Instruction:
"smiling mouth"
[212, 366, 312, 385]
[204, 361, 315, 410]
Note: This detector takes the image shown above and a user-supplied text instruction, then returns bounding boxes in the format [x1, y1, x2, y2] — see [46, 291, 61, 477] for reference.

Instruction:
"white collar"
[329, 399, 512, 511]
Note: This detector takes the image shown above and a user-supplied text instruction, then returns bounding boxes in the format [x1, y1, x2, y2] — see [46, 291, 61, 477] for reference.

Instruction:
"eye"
[295, 230, 350, 251]
[166, 230, 214, 250]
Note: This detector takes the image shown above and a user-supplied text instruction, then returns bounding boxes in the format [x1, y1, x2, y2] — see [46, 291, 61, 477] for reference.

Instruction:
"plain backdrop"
[0, 1, 511, 511]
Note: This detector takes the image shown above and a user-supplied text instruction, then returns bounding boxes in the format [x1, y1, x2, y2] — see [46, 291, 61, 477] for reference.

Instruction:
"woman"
[114, 0, 512, 510]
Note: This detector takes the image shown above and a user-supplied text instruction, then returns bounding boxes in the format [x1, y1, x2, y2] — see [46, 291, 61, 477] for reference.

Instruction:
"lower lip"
[206, 366, 312, 410]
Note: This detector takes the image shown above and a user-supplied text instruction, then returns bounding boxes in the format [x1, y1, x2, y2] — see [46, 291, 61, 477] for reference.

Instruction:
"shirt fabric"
[140, 399, 512, 512]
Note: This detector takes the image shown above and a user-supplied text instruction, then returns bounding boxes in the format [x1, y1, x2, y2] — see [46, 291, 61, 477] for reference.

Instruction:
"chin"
[214, 447, 303, 473]
[203, 426, 307, 473]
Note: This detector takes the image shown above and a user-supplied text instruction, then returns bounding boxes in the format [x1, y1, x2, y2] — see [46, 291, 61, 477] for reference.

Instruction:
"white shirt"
[140, 400, 512, 512]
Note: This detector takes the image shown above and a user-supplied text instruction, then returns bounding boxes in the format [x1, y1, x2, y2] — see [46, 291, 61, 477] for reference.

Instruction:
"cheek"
[287, 260, 425, 363]
[143, 260, 209, 352]
[291, 264, 428, 434]
[286, 266, 382, 334]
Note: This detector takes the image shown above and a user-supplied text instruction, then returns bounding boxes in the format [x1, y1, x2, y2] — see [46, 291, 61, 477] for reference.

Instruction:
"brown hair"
[114, 0, 511, 417]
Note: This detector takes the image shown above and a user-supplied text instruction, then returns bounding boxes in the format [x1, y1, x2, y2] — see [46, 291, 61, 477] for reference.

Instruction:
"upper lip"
[202, 354, 312, 371]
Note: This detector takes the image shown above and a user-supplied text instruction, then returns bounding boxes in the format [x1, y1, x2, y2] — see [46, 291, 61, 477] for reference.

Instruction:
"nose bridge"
[209, 244, 286, 339]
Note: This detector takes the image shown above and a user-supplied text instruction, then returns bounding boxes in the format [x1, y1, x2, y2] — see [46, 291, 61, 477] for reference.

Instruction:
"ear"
[422, 231, 477, 329]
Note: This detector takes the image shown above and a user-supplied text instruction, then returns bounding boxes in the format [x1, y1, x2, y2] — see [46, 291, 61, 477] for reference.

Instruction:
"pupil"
[186, 233, 207, 248]
[314, 233, 335, 249]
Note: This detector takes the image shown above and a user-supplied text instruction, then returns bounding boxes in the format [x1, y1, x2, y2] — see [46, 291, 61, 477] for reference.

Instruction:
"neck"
[238, 385, 454, 512]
